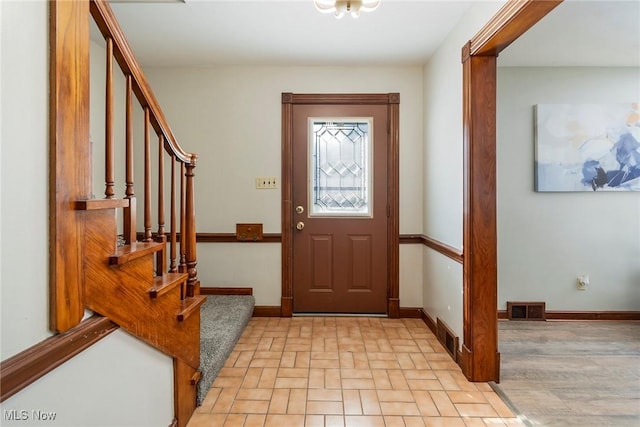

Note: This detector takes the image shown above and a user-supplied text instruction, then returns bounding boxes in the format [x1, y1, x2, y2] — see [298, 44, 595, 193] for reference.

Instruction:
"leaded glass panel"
[309, 118, 373, 217]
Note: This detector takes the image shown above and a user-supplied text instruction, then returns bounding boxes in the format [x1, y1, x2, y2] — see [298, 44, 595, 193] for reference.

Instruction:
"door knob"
[296, 221, 305, 230]
[295, 205, 304, 214]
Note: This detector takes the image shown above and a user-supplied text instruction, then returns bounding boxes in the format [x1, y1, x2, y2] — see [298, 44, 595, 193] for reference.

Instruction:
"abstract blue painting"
[535, 103, 640, 192]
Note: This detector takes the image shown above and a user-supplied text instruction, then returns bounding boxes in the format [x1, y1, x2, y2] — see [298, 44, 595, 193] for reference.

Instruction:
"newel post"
[184, 156, 198, 297]
[49, 0, 90, 332]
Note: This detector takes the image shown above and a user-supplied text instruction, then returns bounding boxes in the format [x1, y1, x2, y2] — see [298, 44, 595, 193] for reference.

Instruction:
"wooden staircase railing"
[50, 1, 203, 426]
[89, 2, 202, 426]
[89, 0, 200, 298]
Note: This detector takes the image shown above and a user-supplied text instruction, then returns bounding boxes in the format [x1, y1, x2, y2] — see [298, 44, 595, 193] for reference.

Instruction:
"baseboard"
[546, 311, 640, 320]
[419, 310, 463, 369]
[419, 309, 437, 335]
[398, 307, 422, 318]
[498, 310, 640, 321]
[251, 306, 425, 318]
[200, 287, 253, 296]
[253, 306, 281, 317]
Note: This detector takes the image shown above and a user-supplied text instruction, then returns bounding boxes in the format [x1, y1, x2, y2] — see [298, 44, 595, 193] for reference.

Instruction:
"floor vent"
[507, 301, 546, 320]
[436, 318, 459, 362]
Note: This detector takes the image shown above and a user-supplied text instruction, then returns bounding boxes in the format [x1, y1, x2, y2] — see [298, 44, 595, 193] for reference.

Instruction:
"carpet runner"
[197, 295, 255, 405]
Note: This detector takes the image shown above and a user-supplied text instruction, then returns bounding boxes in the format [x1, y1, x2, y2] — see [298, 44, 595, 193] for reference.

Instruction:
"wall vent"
[436, 318, 459, 362]
[507, 301, 546, 320]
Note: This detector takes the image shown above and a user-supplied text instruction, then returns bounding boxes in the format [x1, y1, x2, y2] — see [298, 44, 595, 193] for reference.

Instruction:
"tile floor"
[187, 317, 524, 427]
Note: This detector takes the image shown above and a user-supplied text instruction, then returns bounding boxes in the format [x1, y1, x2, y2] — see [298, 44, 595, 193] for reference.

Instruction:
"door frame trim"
[460, 0, 563, 381]
[281, 93, 400, 317]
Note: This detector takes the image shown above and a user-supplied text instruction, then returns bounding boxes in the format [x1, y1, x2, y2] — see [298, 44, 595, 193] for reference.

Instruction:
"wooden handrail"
[89, 0, 194, 165]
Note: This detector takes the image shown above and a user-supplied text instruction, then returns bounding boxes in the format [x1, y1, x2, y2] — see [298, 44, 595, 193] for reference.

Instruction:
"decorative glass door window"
[308, 118, 373, 217]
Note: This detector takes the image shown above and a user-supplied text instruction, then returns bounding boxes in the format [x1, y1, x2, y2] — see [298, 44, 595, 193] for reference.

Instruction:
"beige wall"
[145, 65, 426, 307]
[497, 66, 640, 310]
[1, 0, 50, 358]
[421, 1, 507, 338]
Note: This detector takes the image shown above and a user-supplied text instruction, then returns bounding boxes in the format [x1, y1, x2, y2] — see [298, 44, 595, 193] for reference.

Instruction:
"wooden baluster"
[169, 155, 177, 273]
[123, 75, 136, 244]
[184, 158, 198, 297]
[179, 162, 187, 274]
[156, 134, 166, 275]
[143, 108, 152, 242]
[104, 37, 114, 199]
[157, 135, 165, 237]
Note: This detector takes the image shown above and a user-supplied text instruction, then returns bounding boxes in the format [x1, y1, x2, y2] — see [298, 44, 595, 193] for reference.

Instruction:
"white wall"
[421, 1, 507, 338]
[1, 330, 173, 427]
[497, 66, 640, 311]
[145, 65, 425, 307]
[0, 3, 173, 425]
[0, 0, 50, 358]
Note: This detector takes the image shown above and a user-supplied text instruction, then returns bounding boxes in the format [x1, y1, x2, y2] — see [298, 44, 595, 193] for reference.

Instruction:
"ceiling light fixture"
[314, 0, 380, 19]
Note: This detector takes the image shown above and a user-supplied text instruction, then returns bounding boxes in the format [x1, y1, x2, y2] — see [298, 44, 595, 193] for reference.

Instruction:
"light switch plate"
[255, 177, 277, 189]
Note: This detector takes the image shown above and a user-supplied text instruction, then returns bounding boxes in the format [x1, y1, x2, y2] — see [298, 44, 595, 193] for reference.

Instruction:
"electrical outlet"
[255, 177, 278, 189]
[577, 274, 589, 290]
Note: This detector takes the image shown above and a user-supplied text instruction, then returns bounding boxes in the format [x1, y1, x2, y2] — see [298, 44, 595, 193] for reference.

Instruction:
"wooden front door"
[291, 102, 389, 314]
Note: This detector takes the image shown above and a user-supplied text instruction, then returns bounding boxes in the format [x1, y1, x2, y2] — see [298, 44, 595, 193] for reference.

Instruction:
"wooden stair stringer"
[83, 209, 201, 370]
[174, 358, 198, 427]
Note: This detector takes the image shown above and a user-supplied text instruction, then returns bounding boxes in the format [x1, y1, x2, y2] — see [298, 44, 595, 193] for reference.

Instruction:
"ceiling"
[107, 0, 477, 67]
[106, 0, 640, 68]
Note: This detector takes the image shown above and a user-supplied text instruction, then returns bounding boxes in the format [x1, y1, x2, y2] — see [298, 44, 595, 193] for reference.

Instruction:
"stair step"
[109, 241, 164, 266]
[197, 295, 255, 405]
[75, 198, 129, 210]
[190, 370, 202, 386]
[177, 296, 207, 322]
[149, 273, 188, 299]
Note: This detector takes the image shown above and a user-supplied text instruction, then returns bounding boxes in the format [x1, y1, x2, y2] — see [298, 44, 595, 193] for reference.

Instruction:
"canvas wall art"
[534, 103, 640, 192]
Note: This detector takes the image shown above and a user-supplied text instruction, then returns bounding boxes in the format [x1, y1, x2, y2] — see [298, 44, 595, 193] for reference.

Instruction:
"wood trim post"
[461, 47, 499, 382]
[387, 94, 400, 318]
[281, 94, 294, 317]
[49, 0, 90, 332]
[460, 0, 563, 382]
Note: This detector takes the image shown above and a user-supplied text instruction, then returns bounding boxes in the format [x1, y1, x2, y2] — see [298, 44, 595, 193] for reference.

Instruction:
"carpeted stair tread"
[197, 295, 255, 405]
